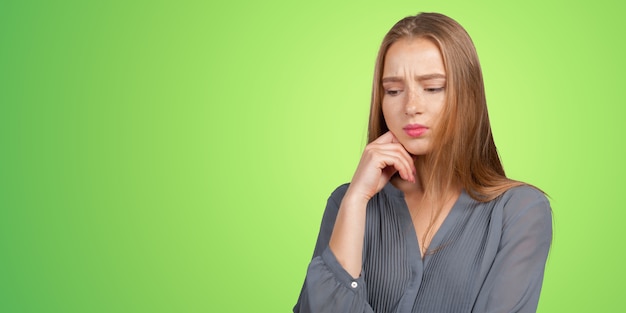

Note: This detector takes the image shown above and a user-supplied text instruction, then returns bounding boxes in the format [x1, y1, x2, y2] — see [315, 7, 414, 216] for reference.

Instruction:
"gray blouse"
[294, 183, 552, 313]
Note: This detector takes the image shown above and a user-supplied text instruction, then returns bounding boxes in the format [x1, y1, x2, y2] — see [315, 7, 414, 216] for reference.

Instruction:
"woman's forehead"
[383, 38, 445, 78]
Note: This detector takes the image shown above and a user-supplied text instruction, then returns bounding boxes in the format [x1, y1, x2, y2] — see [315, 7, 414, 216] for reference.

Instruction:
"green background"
[1, 0, 623, 312]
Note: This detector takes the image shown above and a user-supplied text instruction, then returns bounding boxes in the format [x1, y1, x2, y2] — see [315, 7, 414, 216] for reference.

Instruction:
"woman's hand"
[346, 131, 416, 202]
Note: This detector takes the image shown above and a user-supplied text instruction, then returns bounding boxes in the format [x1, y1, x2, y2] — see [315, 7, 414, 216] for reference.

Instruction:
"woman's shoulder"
[500, 184, 547, 200]
[491, 184, 552, 225]
[498, 184, 549, 205]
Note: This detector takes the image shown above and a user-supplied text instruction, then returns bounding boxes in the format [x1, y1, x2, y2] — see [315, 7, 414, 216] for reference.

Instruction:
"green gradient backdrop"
[1, 0, 624, 312]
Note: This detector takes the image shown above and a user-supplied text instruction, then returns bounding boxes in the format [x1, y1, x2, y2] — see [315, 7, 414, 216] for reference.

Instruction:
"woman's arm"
[294, 131, 415, 313]
[329, 131, 415, 278]
[293, 186, 374, 313]
[473, 187, 553, 313]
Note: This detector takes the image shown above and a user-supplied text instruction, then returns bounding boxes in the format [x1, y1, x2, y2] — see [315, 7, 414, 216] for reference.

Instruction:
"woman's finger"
[376, 151, 414, 183]
[376, 142, 416, 176]
[371, 131, 395, 144]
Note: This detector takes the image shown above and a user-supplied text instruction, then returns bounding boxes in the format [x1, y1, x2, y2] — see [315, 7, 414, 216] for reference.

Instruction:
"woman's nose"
[405, 91, 422, 115]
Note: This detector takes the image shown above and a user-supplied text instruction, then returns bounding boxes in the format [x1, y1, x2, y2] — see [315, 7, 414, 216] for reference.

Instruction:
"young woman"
[294, 12, 552, 313]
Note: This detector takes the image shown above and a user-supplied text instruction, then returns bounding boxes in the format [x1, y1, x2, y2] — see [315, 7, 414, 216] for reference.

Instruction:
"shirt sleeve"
[293, 185, 375, 313]
[473, 187, 553, 313]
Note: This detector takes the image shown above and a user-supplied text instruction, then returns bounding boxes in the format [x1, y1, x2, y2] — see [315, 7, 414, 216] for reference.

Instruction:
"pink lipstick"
[403, 124, 428, 137]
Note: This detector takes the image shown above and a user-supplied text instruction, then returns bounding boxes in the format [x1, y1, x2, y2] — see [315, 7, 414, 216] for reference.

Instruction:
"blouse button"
[351, 281, 358, 288]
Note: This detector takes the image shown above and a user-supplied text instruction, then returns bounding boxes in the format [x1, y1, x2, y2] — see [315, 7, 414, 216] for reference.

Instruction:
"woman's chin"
[400, 143, 431, 157]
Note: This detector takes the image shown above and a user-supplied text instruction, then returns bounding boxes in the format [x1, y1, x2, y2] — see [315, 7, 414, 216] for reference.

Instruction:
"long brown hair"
[369, 12, 526, 203]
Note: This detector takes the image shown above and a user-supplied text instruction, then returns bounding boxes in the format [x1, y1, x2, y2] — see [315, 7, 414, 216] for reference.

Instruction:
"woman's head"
[369, 12, 518, 200]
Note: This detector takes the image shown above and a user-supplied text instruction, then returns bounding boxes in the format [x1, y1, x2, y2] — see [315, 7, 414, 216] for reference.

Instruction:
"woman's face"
[382, 37, 446, 156]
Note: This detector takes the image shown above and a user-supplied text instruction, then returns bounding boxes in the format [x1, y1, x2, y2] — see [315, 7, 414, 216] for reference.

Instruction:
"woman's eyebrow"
[382, 73, 446, 84]
[416, 73, 446, 81]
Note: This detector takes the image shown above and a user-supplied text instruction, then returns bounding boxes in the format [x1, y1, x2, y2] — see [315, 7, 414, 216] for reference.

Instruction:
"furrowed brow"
[382, 74, 446, 84]
[416, 73, 446, 81]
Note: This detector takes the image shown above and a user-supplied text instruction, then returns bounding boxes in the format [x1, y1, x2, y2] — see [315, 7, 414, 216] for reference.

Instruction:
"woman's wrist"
[342, 188, 372, 210]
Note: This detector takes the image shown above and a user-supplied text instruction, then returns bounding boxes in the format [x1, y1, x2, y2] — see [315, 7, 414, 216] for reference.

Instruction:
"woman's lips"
[403, 124, 428, 137]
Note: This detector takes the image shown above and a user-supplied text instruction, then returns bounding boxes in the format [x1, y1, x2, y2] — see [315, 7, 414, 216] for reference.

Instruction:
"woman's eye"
[385, 89, 402, 96]
[425, 87, 445, 93]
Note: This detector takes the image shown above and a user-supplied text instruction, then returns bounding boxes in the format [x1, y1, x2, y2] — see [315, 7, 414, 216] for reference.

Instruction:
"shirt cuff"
[321, 247, 366, 291]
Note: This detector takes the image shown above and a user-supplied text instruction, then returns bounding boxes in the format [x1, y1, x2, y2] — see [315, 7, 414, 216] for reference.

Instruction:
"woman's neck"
[390, 174, 424, 198]
[391, 156, 427, 197]
[389, 157, 461, 201]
